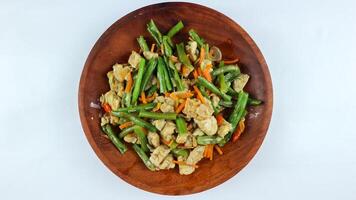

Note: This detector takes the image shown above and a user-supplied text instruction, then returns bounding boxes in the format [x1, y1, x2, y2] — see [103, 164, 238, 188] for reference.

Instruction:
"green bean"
[161, 58, 173, 91]
[132, 144, 156, 171]
[217, 62, 229, 93]
[197, 76, 231, 101]
[196, 135, 224, 145]
[118, 126, 135, 138]
[188, 29, 205, 48]
[133, 125, 149, 152]
[175, 117, 187, 135]
[146, 85, 158, 96]
[162, 36, 173, 56]
[102, 124, 127, 154]
[167, 21, 184, 37]
[146, 19, 162, 45]
[141, 58, 157, 91]
[219, 100, 233, 108]
[212, 65, 240, 76]
[248, 97, 263, 106]
[227, 87, 239, 97]
[165, 57, 184, 91]
[131, 58, 146, 105]
[124, 91, 131, 107]
[115, 102, 156, 113]
[111, 112, 157, 132]
[137, 36, 149, 52]
[157, 57, 167, 93]
[139, 111, 177, 120]
[171, 148, 189, 159]
[225, 71, 240, 82]
[176, 43, 194, 72]
[225, 91, 249, 143]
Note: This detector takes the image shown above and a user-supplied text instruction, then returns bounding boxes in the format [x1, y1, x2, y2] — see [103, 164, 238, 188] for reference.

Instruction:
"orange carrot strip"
[224, 57, 240, 64]
[102, 103, 112, 113]
[141, 92, 147, 104]
[210, 145, 214, 160]
[172, 160, 199, 168]
[216, 113, 225, 126]
[150, 43, 155, 52]
[164, 92, 170, 97]
[171, 91, 194, 99]
[175, 99, 187, 113]
[125, 72, 133, 93]
[119, 121, 133, 130]
[146, 93, 157, 102]
[192, 70, 198, 79]
[215, 145, 223, 155]
[193, 86, 205, 104]
[199, 47, 205, 65]
[232, 118, 246, 142]
[197, 67, 203, 76]
[203, 63, 212, 82]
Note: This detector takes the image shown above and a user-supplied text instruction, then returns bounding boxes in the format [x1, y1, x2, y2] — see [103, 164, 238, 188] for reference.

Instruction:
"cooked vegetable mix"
[98, 20, 262, 174]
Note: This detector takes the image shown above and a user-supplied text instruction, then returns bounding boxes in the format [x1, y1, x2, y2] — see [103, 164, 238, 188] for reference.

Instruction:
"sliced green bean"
[111, 112, 157, 132]
[212, 65, 240, 76]
[133, 125, 149, 152]
[131, 58, 146, 105]
[137, 36, 149, 52]
[197, 76, 231, 101]
[157, 57, 167, 93]
[161, 58, 173, 91]
[167, 21, 184, 37]
[188, 29, 205, 48]
[176, 43, 194, 72]
[196, 135, 224, 145]
[118, 126, 135, 138]
[162, 36, 173, 56]
[225, 71, 241, 82]
[248, 97, 263, 106]
[147, 19, 162, 45]
[171, 148, 189, 159]
[141, 58, 157, 91]
[176, 117, 187, 135]
[138, 111, 177, 120]
[102, 124, 127, 154]
[132, 144, 156, 171]
[115, 102, 156, 113]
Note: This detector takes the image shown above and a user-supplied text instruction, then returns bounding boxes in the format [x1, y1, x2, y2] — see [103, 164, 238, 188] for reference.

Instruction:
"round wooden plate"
[78, 2, 273, 195]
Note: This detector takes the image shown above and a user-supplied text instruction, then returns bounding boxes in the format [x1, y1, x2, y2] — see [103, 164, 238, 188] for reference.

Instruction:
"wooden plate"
[78, 2, 273, 195]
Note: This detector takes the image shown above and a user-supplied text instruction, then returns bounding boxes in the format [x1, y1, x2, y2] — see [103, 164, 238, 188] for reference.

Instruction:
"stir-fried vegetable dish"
[98, 20, 262, 175]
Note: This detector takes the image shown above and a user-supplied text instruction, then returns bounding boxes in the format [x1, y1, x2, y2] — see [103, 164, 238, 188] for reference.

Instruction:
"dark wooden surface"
[78, 2, 273, 195]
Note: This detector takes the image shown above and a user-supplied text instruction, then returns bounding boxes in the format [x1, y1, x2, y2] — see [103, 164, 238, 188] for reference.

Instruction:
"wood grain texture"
[78, 2, 273, 195]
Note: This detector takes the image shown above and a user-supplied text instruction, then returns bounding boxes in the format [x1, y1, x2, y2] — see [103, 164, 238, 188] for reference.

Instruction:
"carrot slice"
[192, 70, 198, 79]
[125, 72, 132, 93]
[215, 145, 223, 155]
[193, 86, 205, 104]
[146, 93, 157, 102]
[232, 117, 246, 142]
[224, 57, 239, 64]
[141, 92, 147, 104]
[119, 121, 133, 130]
[172, 160, 199, 168]
[150, 43, 155, 52]
[175, 99, 187, 113]
[216, 113, 225, 126]
[203, 63, 212, 82]
[102, 103, 112, 113]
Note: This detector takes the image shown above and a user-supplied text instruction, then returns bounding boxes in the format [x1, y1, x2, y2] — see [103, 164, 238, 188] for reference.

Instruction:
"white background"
[1, 0, 355, 199]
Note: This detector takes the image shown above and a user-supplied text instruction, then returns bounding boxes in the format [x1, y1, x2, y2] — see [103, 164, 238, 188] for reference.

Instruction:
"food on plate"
[98, 20, 262, 175]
